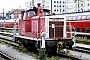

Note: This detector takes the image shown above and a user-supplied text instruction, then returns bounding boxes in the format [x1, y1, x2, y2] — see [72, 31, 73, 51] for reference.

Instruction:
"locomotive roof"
[25, 7, 50, 12]
[43, 9, 50, 12]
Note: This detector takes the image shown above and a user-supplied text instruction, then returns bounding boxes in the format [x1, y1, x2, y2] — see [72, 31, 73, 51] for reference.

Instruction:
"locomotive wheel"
[46, 41, 57, 52]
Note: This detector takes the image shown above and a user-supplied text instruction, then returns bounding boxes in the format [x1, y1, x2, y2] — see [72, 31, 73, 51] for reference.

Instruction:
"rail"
[0, 31, 90, 60]
[0, 51, 17, 60]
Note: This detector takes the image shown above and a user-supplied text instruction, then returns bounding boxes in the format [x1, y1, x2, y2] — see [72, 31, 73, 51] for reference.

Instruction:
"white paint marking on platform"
[67, 50, 90, 60]
[76, 43, 90, 49]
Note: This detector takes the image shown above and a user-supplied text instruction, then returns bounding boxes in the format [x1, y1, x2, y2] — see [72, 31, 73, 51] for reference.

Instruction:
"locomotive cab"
[21, 5, 51, 20]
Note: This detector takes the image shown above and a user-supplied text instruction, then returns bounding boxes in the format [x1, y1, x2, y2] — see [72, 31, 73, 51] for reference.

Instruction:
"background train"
[0, 19, 19, 29]
[66, 12, 90, 38]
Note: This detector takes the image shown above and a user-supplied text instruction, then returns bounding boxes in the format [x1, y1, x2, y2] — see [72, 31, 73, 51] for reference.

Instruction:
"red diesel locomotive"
[15, 5, 75, 53]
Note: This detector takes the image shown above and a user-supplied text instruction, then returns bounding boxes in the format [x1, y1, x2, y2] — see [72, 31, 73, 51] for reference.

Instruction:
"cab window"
[43, 11, 49, 15]
[21, 11, 26, 19]
[81, 28, 85, 32]
[28, 11, 36, 17]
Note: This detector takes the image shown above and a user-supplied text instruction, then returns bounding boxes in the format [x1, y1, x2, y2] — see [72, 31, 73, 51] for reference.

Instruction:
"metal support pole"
[13, 20, 16, 41]
[72, 34, 76, 48]
[3, 8, 4, 20]
[39, 32, 46, 60]
[41, 32, 46, 48]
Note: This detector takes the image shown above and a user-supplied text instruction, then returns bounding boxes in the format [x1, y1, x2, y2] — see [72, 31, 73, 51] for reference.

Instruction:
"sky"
[0, 0, 31, 13]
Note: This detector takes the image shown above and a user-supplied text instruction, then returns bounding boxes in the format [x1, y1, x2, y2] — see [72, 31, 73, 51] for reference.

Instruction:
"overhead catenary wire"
[0, 0, 16, 7]
[0, 0, 16, 13]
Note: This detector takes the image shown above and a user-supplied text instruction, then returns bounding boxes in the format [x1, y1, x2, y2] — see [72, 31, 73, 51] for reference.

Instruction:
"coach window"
[81, 28, 85, 32]
[67, 27, 75, 32]
[73, 16, 76, 20]
[77, 16, 81, 21]
[82, 16, 86, 20]
[86, 28, 90, 33]
[67, 27, 70, 32]
[87, 15, 90, 20]
[76, 28, 80, 32]
[72, 27, 75, 31]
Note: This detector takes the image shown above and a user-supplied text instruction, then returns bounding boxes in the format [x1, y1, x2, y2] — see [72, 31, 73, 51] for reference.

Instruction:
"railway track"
[0, 51, 17, 60]
[76, 40, 90, 45]
[0, 32, 37, 60]
[62, 50, 90, 60]
[73, 46, 90, 54]
[0, 32, 19, 47]
[0, 32, 90, 60]
[56, 45, 90, 60]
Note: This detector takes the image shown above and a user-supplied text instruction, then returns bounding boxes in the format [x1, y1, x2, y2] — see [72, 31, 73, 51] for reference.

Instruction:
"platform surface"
[0, 44, 37, 60]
